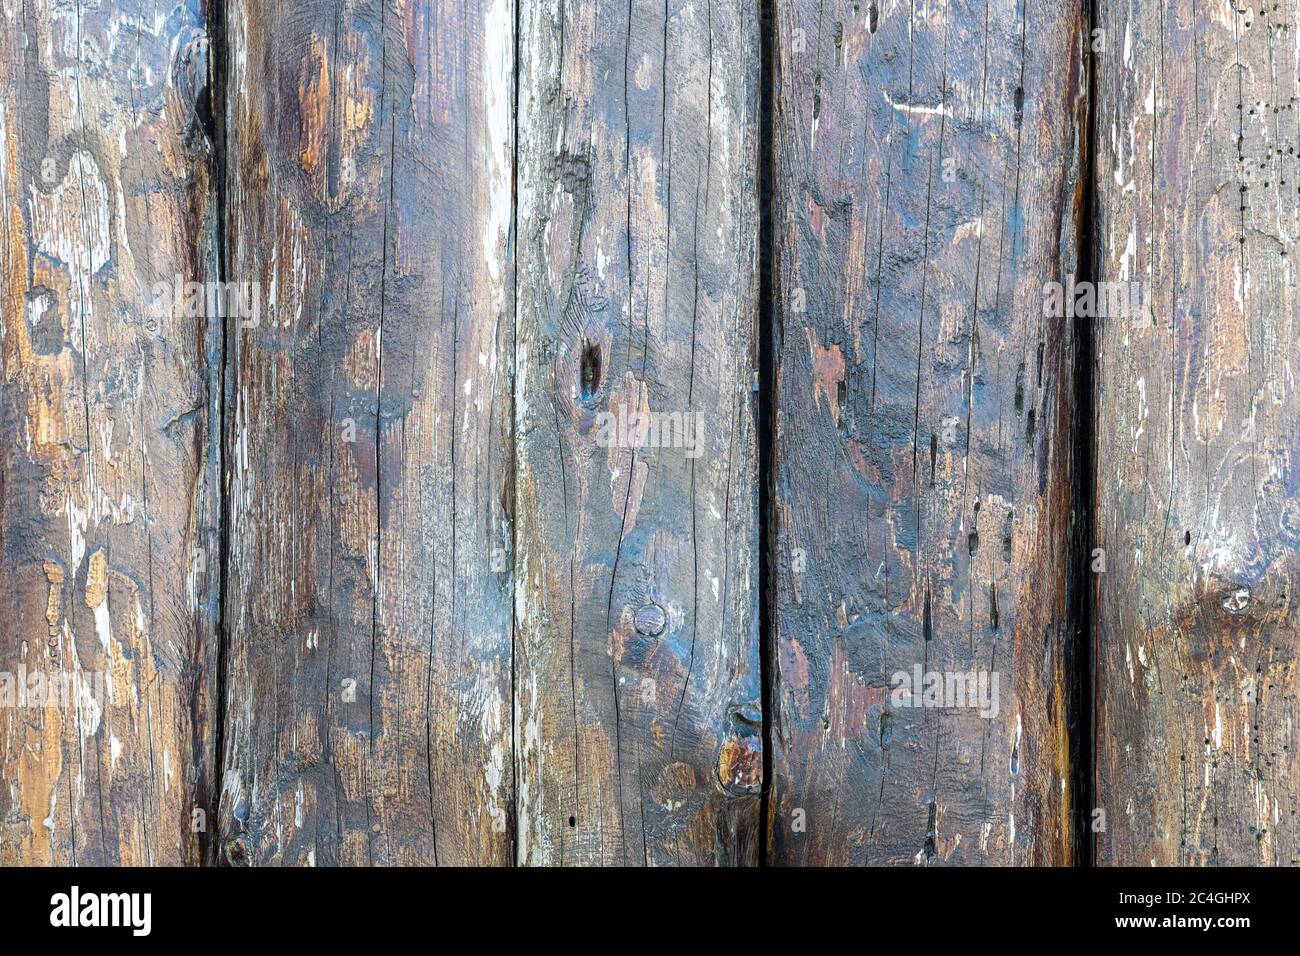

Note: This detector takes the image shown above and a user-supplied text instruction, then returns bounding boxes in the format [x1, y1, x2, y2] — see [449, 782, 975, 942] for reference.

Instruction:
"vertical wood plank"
[770, 0, 1088, 864]
[219, 0, 515, 865]
[1094, 0, 1300, 866]
[0, 0, 222, 864]
[515, 0, 762, 865]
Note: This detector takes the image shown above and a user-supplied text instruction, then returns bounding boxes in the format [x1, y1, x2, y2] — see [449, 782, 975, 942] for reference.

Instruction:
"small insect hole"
[579, 341, 602, 400]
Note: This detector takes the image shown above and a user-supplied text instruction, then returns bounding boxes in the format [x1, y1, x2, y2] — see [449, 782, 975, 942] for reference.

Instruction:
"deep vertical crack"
[207, 0, 231, 867]
[1069, 0, 1100, 869]
[509, 0, 522, 867]
[757, 0, 776, 868]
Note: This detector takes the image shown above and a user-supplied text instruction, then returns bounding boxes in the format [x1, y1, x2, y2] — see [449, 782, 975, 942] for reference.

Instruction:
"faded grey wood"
[514, 0, 763, 864]
[769, 0, 1088, 865]
[217, 0, 514, 865]
[0, 0, 222, 864]
[7, 0, 1296, 873]
[1093, 0, 1300, 866]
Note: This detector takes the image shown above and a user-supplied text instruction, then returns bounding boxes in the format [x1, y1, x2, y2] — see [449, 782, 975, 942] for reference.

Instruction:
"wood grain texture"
[6, 0, 1296, 872]
[0, 0, 222, 864]
[514, 0, 763, 864]
[218, 0, 514, 865]
[769, 0, 1088, 865]
[1094, 0, 1300, 866]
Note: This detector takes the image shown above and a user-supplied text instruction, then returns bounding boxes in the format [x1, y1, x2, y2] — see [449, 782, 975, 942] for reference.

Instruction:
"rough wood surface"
[769, 0, 1088, 865]
[1094, 0, 1300, 866]
[0, 0, 222, 864]
[514, 0, 763, 864]
[5, 0, 1298, 872]
[217, 0, 514, 865]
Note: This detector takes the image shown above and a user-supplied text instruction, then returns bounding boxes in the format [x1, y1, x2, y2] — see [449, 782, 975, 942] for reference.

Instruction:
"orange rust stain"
[717, 734, 762, 794]
[344, 327, 380, 392]
[826, 641, 885, 742]
[1052, 654, 1073, 864]
[805, 327, 844, 424]
[341, 79, 374, 137]
[294, 31, 375, 206]
[297, 36, 332, 178]
[651, 761, 697, 812]
[805, 191, 828, 242]
[780, 638, 811, 718]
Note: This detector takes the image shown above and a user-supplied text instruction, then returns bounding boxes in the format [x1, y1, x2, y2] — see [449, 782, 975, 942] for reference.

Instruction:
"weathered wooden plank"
[515, 0, 762, 864]
[769, 0, 1088, 864]
[1094, 0, 1300, 866]
[0, 0, 222, 864]
[218, 0, 514, 865]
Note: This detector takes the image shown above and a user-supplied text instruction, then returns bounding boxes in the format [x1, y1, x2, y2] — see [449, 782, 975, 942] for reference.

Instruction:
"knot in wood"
[1221, 586, 1252, 615]
[634, 602, 667, 637]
